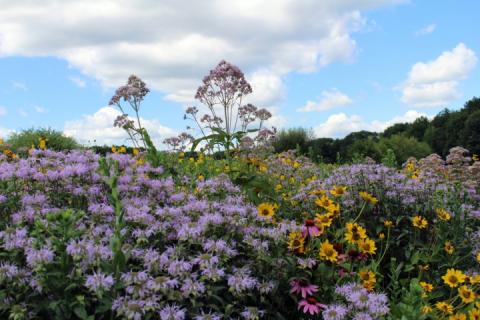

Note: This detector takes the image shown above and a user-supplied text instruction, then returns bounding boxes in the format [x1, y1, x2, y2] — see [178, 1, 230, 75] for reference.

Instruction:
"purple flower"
[194, 310, 222, 320]
[25, 246, 54, 267]
[159, 304, 186, 320]
[85, 271, 114, 293]
[322, 304, 348, 320]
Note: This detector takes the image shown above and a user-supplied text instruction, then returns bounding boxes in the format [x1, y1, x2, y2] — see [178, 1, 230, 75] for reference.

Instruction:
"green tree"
[377, 134, 432, 165]
[7, 127, 80, 152]
[273, 127, 312, 154]
[461, 109, 480, 155]
[406, 116, 430, 141]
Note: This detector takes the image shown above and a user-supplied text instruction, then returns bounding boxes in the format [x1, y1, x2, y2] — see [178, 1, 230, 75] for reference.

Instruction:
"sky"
[0, 0, 478, 146]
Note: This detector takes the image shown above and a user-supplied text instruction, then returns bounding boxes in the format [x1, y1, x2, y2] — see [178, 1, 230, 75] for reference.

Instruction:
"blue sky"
[0, 0, 478, 146]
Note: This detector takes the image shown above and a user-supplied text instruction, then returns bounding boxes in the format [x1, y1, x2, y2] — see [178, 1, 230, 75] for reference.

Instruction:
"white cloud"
[34, 105, 47, 113]
[0, 126, 14, 138]
[247, 70, 286, 107]
[415, 24, 436, 36]
[0, 106, 7, 116]
[0, 0, 403, 100]
[264, 106, 288, 129]
[400, 43, 477, 108]
[297, 89, 352, 112]
[11, 81, 27, 91]
[69, 77, 86, 88]
[18, 109, 28, 117]
[314, 110, 429, 138]
[63, 106, 175, 146]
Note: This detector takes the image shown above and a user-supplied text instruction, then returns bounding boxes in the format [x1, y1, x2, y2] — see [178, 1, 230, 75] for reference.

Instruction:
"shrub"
[376, 134, 432, 165]
[6, 127, 79, 153]
[273, 127, 313, 154]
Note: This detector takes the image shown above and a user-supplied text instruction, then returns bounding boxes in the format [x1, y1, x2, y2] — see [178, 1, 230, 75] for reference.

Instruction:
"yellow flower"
[469, 308, 480, 320]
[345, 222, 367, 244]
[359, 270, 376, 291]
[288, 231, 305, 254]
[319, 240, 338, 263]
[420, 281, 434, 293]
[357, 238, 377, 255]
[436, 208, 452, 221]
[198, 175, 205, 182]
[132, 148, 139, 156]
[412, 216, 428, 229]
[436, 301, 454, 314]
[359, 270, 376, 283]
[476, 252, 480, 263]
[330, 186, 347, 197]
[315, 196, 334, 209]
[445, 241, 455, 255]
[38, 137, 47, 150]
[0, 138, 3, 145]
[111, 146, 117, 153]
[383, 220, 394, 228]
[421, 305, 432, 314]
[3, 149, 17, 160]
[473, 154, 479, 162]
[326, 203, 341, 216]
[442, 268, 467, 288]
[257, 203, 275, 219]
[449, 313, 467, 320]
[470, 275, 480, 285]
[378, 232, 385, 240]
[315, 213, 333, 228]
[119, 146, 126, 153]
[359, 191, 378, 205]
[458, 285, 475, 303]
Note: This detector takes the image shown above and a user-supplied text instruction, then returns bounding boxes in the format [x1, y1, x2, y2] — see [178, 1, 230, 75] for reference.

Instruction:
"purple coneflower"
[290, 279, 319, 298]
[302, 219, 322, 238]
[298, 297, 326, 315]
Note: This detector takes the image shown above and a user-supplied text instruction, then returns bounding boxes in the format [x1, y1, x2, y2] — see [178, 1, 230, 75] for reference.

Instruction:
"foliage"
[6, 127, 79, 153]
[273, 127, 313, 154]
[376, 134, 432, 165]
[1, 143, 480, 319]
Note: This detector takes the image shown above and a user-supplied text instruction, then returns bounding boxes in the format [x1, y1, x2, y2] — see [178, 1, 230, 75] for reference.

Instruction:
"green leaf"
[73, 305, 88, 320]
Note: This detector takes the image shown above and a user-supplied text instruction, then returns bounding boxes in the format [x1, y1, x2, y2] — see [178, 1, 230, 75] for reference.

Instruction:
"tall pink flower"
[302, 219, 322, 238]
[298, 297, 325, 315]
[290, 279, 319, 298]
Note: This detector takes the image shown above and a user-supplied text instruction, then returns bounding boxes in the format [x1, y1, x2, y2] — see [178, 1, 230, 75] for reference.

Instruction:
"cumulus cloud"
[297, 89, 352, 112]
[400, 43, 477, 108]
[0, 0, 402, 100]
[0, 126, 14, 138]
[415, 24, 436, 36]
[314, 110, 429, 138]
[34, 105, 47, 113]
[247, 70, 286, 107]
[63, 107, 175, 146]
[69, 77, 86, 88]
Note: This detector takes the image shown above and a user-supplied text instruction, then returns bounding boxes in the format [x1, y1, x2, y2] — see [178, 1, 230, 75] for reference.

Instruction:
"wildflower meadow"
[1, 61, 480, 320]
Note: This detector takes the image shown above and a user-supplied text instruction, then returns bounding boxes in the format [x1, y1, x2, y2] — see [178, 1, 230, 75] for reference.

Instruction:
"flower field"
[1, 145, 480, 320]
[1, 62, 480, 320]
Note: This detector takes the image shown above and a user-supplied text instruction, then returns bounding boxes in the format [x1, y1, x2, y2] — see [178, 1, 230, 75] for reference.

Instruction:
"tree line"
[274, 97, 480, 165]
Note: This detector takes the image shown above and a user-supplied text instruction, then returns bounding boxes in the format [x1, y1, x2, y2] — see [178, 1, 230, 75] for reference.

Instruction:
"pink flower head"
[302, 219, 322, 238]
[298, 297, 326, 315]
[290, 279, 319, 298]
